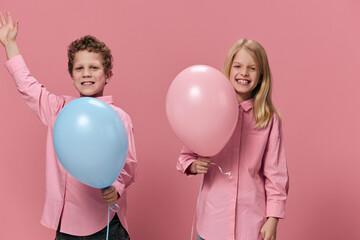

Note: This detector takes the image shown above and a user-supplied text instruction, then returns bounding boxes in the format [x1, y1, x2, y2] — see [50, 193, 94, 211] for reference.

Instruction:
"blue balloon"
[53, 97, 128, 189]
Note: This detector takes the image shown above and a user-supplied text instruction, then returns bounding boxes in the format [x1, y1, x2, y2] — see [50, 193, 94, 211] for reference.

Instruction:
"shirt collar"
[96, 95, 114, 104]
[239, 98, 254, 112]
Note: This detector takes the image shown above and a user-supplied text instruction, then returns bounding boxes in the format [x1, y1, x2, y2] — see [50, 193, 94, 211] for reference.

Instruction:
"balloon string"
[106, 204, 120, 240]
[190, 163, 232, 240]
[191, 174, 204, 240]
[211, 162, 232, 179]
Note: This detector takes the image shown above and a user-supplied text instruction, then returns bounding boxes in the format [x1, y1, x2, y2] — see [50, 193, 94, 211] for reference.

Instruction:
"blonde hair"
[222, 39, 279, 129]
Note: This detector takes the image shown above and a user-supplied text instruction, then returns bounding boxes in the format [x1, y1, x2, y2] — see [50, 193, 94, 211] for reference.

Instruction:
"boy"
[0, 11, 137, 240]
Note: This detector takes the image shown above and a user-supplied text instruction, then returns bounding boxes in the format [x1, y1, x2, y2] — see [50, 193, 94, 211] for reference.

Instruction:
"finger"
[197, 166, 209, 174]
[103, 189, 116, 197]
[196, 160, 211, 168]
[102, 188, 117, 197]
[199, 158, 212, 163]
[260, 230, 266, 239]
[197, 165, 210, 171]
[14, 20, 19, 33]
[7, 12, 13, 26]
[0, 12, 6, 25]
[195, 165, 204, 173]
[103, 195, 116, 203]
[263, 233, 270, 240]
[103, 195, 117, 205]
[197, 170, 208, 174]
[103, 195, 115, 201]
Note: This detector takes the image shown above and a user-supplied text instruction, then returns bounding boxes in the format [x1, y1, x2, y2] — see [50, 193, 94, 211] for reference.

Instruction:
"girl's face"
[229, 48, 260, 103]
[72, 50, 109, 98]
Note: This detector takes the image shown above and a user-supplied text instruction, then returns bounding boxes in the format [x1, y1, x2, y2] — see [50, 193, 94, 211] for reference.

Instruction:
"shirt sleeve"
[262, 114, 289, 219]
[113, 120, 137, 197]
[177, 145, 198, 175]
[5, 55, 65, 126]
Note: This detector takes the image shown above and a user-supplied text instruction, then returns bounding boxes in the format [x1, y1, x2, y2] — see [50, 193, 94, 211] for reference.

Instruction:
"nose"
[82, 68, 91, 77]
[239, 68, 248, 76]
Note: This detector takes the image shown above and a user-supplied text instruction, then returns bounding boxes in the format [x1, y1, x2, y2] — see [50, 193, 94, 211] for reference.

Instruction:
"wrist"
[5, 41, 20, 60]
[185, 162, 196, 174]
[189, 162, 196, 174]
[267, 217, 279, 225]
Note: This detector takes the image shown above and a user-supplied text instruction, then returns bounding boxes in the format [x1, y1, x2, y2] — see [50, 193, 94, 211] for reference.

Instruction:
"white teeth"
[237, 79, 249, 84]
[82, 82, 94, 86]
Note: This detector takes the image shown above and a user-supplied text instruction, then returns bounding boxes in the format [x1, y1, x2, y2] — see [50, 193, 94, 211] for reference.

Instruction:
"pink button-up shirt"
[177, 99, 289, 240]
[6, 55, 137, 236]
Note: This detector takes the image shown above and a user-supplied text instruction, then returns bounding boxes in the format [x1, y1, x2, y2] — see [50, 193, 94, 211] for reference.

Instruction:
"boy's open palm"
[0, 11, 18, 46]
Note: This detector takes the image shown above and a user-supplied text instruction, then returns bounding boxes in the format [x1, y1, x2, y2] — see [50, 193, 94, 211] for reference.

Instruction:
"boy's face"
[72, 50, 109, 98]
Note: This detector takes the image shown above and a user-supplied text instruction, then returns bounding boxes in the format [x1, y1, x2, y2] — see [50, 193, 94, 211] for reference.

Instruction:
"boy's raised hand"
[0, 11, 18, 46]
[0, 11, 19, 59]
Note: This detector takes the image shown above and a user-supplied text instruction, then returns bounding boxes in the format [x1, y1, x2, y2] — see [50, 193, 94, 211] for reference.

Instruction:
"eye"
[249, 66, 256, 71]
[74, 67, 83, 70]
[233, 65, 240, 68]
[91, 66, 98, 69]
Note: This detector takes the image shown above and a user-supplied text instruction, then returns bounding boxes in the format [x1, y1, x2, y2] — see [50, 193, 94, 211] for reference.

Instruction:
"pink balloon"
[166, 65, 239, 157]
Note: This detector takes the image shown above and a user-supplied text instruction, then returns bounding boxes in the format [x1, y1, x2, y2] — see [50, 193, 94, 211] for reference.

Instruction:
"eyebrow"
[232, 62, 256, 66]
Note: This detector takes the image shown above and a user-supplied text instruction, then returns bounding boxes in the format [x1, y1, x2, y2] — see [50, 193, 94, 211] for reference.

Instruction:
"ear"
[105, 77, 110, 85]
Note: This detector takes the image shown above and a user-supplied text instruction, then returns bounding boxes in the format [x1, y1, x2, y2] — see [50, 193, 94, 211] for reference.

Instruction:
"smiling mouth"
[236, 79, 250, 84]
[81, 81, 95, 86]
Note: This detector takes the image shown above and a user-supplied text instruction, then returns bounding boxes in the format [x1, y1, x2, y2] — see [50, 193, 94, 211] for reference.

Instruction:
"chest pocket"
[240, 132, 269, 173]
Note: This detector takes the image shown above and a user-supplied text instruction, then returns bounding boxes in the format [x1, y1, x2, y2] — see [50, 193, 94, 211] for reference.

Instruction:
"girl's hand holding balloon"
[189, 157, 211, 174]
[101, 185, 119, 206]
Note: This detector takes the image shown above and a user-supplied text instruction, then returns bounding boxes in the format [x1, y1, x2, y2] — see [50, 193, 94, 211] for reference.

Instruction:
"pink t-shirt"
[177, 99, 289, 240]
[6, 55, 137, 236]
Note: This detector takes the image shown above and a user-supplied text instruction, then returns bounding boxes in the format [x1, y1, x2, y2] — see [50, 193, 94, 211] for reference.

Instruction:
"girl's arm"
[260, 217, 279, 240]
[261, 114, 289, 239]
[0, 11, 20, 59]
[263, 114, 289, 217]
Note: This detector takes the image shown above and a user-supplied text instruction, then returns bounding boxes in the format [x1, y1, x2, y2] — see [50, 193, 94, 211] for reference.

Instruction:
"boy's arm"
[2, 11, 65, 126]
[0, 11, 20, 59]
[112, 121, 137, 198]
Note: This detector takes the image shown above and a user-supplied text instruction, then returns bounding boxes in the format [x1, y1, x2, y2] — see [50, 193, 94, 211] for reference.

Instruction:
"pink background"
[1, 0, 359, 239]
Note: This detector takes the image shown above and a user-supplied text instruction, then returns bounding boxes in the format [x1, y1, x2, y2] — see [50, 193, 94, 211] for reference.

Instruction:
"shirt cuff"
[266, 201, 286, 219]
[183, 160, 197, 176]
[5, 54, 26, 74]
[112, 180, 125, 197]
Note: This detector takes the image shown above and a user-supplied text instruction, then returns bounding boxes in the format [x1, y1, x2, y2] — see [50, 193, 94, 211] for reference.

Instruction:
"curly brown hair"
[67, 35, 113, 78]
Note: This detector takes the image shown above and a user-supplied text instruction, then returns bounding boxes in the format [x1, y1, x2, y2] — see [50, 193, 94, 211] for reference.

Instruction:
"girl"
[0, 12, 137, 240]
[177, 39, 289, 240]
